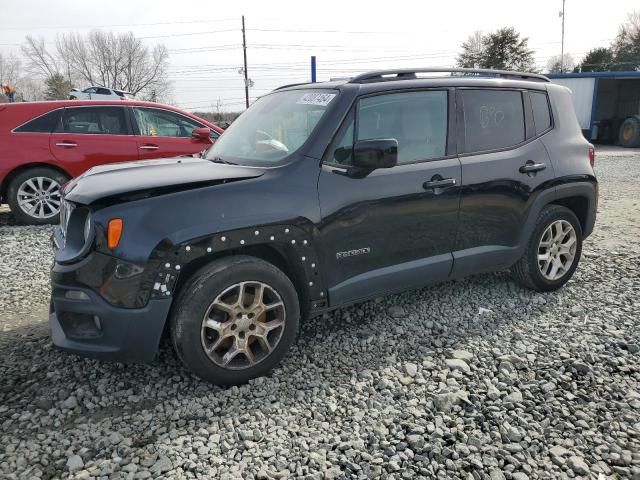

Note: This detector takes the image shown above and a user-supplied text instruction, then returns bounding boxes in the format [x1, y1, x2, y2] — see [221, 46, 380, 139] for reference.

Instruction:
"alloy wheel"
[537, 219, 577, 281]
[16, 176, 62, 219]
[201, 281, 286, 370]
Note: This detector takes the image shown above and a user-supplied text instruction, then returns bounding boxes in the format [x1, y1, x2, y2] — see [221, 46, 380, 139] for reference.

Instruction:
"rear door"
[49, 106, 138, 177]
[131, 106, 212, 159]
[452, 88, 554, 276]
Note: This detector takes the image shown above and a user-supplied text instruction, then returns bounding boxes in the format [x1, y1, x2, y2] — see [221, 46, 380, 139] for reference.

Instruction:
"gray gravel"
[1, 150, 639, 479]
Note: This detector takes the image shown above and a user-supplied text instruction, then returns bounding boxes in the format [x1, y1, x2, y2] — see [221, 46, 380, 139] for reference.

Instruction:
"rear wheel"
[170, 256, 300, 385]
[619, 115, 640, 148]
[7, 167, 69, 225]
[511, 205, 583, 291]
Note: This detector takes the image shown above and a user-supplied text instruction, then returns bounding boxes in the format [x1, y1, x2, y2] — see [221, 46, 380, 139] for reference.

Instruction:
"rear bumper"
[49, 283, 172, 362]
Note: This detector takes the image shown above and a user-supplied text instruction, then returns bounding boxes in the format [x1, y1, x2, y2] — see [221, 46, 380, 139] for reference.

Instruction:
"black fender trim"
[522, 179, 598, 242]
[146, 223, 328, 315]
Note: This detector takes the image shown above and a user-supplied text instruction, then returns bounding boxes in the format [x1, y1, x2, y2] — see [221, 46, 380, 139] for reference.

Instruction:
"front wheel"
[511, 205, 583, 292]
[7, 167, 69, 225]
[170, 256, 300, 385]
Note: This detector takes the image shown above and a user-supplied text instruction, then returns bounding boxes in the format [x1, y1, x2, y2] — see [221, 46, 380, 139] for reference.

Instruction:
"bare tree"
[0, 53, 22, 87]
[546, 54, 575, 73]
[457, 31, 485, 68]
[55, 31, 169, 97]
[21, 35, 60, 80]
[611, 10, 640, 70]
[18, 77, 44, 102]
[21, 31, 170, 100]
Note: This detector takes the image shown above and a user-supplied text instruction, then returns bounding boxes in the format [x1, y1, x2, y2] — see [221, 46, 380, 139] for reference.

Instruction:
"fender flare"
[145, 222, 328, 312]
[519, 179, 597, 250]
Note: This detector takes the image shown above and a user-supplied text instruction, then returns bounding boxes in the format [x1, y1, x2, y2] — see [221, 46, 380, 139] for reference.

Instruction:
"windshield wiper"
[209, 156, 237, 165]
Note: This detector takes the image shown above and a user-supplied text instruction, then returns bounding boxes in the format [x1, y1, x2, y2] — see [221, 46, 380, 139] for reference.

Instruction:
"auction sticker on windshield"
[297, 92, 337, 106]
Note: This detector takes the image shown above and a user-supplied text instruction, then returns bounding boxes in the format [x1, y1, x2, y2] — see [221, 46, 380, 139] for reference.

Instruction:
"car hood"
[63, 157, 266, 205]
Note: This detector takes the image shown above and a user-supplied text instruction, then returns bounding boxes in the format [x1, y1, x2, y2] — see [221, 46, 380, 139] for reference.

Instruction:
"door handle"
[423, 176, 456, 190]
[139, 144, 159, 150]
[519, 161, 546, 174]
[55, 142, 77, 148]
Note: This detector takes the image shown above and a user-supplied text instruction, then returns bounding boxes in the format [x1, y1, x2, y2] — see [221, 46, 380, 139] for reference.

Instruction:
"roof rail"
[349, 68, 550, 83]
[272, 82, 313, 91]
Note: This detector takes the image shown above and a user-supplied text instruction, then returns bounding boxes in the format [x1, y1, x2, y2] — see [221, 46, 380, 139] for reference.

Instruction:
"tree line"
[456, 10, 640, 74]
[0, 31, 170, 102]
[1, 11, 639, 104]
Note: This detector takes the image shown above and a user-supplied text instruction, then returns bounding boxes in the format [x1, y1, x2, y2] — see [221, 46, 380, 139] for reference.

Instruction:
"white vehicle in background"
[69, 86, 133, 101]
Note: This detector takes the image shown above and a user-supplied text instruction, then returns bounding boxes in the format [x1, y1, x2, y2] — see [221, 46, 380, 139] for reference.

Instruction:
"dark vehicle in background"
[0, 100, 223, 224]
[50, 68, 597, 385]
[213, 120, 232, 130]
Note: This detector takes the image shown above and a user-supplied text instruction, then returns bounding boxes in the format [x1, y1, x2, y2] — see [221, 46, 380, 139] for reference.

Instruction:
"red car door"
[131, 106, 212, 160]
[49, 106, 138, 177]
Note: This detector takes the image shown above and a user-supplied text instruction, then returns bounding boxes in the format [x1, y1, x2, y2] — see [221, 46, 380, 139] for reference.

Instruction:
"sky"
[0, 0, 637, 112]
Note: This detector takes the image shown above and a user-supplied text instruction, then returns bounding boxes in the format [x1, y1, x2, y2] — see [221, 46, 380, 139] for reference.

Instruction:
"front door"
[452, 88, 555, 275]
[317, 89, 461, 306]
[131, 106, 211, 159]
[49, 106, 138, 177]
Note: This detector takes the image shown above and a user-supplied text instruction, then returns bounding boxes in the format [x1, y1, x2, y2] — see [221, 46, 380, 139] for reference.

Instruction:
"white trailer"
[548, 71, 640, 147]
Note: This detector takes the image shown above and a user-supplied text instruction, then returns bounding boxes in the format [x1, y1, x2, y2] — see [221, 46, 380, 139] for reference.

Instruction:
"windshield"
[205, 89, 338, 165]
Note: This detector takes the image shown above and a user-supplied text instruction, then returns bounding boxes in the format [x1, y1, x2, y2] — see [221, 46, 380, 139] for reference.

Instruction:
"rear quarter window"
[461, 89, 525, 153]
[13, 109, 63, 133]
[530, 91, 552, 135]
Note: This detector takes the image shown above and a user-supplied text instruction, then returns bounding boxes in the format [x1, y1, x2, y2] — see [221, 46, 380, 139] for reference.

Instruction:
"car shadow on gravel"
[0, 206, 19, 226]
[0, 269, 573, 437]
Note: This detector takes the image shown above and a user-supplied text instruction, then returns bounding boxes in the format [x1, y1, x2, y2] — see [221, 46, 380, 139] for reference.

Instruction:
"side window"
[358, 91, 448, 164]
[14, 109, 62, 133]
[530, 91, 552, 135]
[83, 87, 97, 94]
[133, 108, 204, 137]
[461, 90, 525, 153]
[62, 107, 128, 135]
[96, 88, 112, 96]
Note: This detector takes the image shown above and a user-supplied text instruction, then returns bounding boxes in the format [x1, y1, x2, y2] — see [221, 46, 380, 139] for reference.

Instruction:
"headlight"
[55, 208, 95, 265]
[83, 214, 93, 242]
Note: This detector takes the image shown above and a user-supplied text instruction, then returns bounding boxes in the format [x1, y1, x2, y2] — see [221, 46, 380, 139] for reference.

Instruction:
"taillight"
[107, 218, 123, 249]
[588, 147, 595, 167]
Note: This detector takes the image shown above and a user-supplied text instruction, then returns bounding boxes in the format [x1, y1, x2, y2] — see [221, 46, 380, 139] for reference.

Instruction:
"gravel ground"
[1, 151, 639, 480]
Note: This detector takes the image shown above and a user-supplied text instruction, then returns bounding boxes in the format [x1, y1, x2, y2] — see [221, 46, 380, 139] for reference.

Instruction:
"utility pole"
[311, 56, 317, 83]
[560, 0, 566, 73]
[242, 15, 249, 109]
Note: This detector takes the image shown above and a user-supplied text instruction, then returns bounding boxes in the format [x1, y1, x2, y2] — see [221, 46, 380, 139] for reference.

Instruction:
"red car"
[0, 100, 224, 224]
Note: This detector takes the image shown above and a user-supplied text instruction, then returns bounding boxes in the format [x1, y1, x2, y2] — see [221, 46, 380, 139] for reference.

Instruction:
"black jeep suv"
[51, 68, 597, 384]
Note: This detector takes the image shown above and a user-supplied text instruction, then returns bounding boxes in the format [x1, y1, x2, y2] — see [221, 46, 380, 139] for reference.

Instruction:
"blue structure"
[547, 71, 640, 143]
[311, 56, 317, 83]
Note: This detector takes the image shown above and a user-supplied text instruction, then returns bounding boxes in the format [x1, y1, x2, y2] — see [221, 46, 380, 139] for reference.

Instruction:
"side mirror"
[192, 127, 212, 140]
[352, 139, 398, 171]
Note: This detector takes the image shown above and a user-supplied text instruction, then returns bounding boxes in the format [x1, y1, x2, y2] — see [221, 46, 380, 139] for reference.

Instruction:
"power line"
[0, 17, 240, 32]
[140, 29, 238, 40]
[249, 27, 434, 35]
[169, 45, 241, 54]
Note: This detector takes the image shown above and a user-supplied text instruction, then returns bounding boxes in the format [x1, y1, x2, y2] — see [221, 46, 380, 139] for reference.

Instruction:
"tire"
[170, 255, 300, 385]
[619, 115, 640, 148]
[511, 205, 583, 292]
[7, 167, 69, 225]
